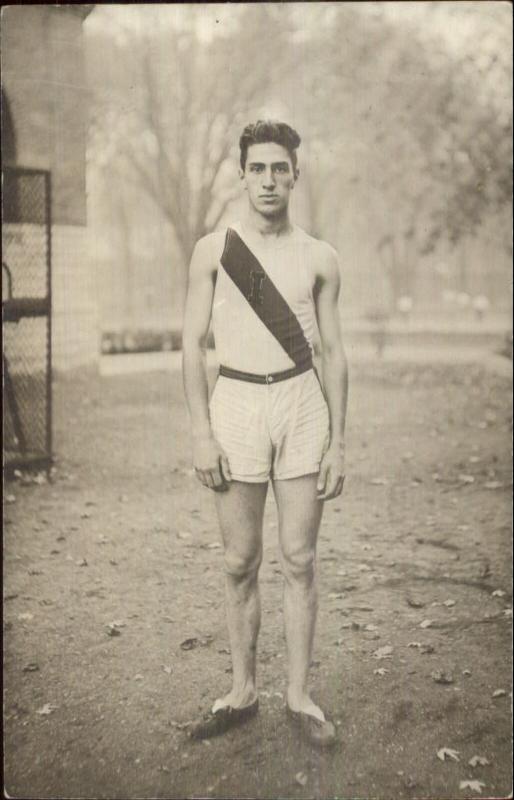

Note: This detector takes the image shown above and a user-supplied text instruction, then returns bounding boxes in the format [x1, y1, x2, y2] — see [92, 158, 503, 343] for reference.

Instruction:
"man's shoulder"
[296, 227, 340, 269]
[192, 230, 227, 270]
[195, 229, 227, 253]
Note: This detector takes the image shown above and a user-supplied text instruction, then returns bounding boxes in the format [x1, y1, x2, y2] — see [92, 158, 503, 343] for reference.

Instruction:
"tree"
[89, 5, 296, 283]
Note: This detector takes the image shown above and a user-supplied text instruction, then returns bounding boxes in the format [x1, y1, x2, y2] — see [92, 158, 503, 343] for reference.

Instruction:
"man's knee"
[281, 545, 316, 584]
[224, 549, 261, 582]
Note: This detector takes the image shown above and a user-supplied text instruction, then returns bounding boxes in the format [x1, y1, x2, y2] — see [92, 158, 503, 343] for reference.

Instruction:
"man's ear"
[238, 167, 245, 182]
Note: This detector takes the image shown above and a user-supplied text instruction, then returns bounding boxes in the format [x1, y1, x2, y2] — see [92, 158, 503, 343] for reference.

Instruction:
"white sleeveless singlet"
[211, 221, 319, 374]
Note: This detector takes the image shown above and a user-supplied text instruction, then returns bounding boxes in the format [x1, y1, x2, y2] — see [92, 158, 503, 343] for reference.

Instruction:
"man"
[182, 120, 348, 748]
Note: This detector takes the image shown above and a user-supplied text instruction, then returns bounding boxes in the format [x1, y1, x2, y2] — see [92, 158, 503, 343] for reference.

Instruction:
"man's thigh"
[272, 474, 324, 557]
[214, 480, 269, 562]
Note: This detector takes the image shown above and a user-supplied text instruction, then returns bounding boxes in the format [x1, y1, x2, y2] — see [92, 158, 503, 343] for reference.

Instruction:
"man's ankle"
[213, 684, 257, 712]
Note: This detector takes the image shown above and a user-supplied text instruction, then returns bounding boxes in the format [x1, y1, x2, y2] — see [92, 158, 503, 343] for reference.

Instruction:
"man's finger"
[317, 464, 329, 494]
[319, 471, 342, 500]
[220, 454, 232, 483]
[204, 471, 215, 490]
[196, 469, 208, 487]
[211, 466, 224, 489]
[329, 476, 345, 500]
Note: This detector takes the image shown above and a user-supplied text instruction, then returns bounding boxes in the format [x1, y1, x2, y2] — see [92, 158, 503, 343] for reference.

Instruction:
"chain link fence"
[3, 166, 52, 474]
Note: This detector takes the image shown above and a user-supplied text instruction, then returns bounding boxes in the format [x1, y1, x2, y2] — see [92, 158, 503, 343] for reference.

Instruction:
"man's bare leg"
[212, 480, 268, 711]
[273, 474, 326, 721]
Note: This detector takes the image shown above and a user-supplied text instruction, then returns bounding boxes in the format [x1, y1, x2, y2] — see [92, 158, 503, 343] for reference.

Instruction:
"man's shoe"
[189, 699, 259, 740]
[286, 705, 337, 749]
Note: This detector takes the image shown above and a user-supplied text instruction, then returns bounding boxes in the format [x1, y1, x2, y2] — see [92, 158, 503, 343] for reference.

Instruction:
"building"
[2, 4, 97, 370]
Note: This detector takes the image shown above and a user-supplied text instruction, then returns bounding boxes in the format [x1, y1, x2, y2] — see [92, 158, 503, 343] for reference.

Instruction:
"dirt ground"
[3, 356, 513, 800]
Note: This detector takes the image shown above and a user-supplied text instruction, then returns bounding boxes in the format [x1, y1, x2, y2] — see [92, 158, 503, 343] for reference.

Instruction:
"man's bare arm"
[182, 236, 231, 490]
[315, 245, 348, 500]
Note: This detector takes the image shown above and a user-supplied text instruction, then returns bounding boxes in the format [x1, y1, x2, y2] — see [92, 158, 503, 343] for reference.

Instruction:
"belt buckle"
[265, 373, 274, 384]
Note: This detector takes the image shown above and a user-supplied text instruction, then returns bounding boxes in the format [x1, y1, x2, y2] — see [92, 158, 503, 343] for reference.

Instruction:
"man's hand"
[317, 444, 345, 501]
[193, 435, 232, 491]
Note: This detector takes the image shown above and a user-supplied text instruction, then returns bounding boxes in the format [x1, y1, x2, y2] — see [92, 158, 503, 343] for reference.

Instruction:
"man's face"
[240, 142, 297, 217]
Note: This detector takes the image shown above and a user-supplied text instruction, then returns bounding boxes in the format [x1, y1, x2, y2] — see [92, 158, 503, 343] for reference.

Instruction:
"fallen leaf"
[28, 569, 43, 576]
[206, 542, 221, 549]
[357, 563, 372, 572]
[295, 772, 308, 787]
[5, 495, 16, 504]
[458, 474, 475, 484]
[420, 644, 435, 654]
[170, 720, 191, 730]
[459, 779, 485, 793]
[468, 756, 490, 767]
[406, 597, 425, 608]
[23, 663, 39, 672]
[431, 670, 454, 685]
[484, 481, 503, 490]
[163, 665, 172, 675]
[370, 478, 388, 486]
[492, 689, 506, 698]
[443, 599, 456, 607]
[437, 747, 460, 762]
[36, 703, 58, 716]
[180, 635, 213, 650]
[76, 559, 88, 567]
[181, 637, 198, 650]
[491, 589, 506, 597]
[177, 531, 191, 540]
[18, 613, 34, 622]
[462, 669, 472, 676]
[373, 668, 388, 676]
[133, 674, 144, 681]
[364, 624, 378, 632]
[420, 619, 434, 629]
[372, 645, 393, 660]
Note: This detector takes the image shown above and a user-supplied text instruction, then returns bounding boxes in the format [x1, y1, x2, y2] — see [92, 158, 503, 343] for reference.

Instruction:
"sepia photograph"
[2, 3, 512, 799]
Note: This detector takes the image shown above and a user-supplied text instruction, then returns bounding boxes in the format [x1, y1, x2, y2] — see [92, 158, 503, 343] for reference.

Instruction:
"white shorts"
[209, 368, 330, 482]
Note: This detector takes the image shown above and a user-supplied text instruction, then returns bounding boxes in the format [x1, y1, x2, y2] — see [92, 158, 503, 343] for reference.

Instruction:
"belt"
[219, 359, 313, 385]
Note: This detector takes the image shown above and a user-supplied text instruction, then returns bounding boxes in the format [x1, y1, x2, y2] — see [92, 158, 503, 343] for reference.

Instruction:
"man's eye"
[250, 165, 263, 172]
[274, 165, 289, 173]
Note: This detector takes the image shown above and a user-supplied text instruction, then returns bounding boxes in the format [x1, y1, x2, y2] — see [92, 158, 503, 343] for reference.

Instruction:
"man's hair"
[239, 120, 301, 173]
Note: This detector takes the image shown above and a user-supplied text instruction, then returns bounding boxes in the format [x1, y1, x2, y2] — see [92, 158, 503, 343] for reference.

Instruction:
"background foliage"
[86, 3, 512, 329]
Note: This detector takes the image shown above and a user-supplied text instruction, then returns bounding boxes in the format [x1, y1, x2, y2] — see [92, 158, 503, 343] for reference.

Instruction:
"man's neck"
[245, 206, 293, 238]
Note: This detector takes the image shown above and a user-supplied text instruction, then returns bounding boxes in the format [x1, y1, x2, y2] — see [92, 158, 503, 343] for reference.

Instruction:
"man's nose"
[262, 168, 276, 188]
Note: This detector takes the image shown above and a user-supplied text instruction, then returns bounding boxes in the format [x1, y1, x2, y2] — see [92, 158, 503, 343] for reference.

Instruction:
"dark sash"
[220, 228, 312, 367]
